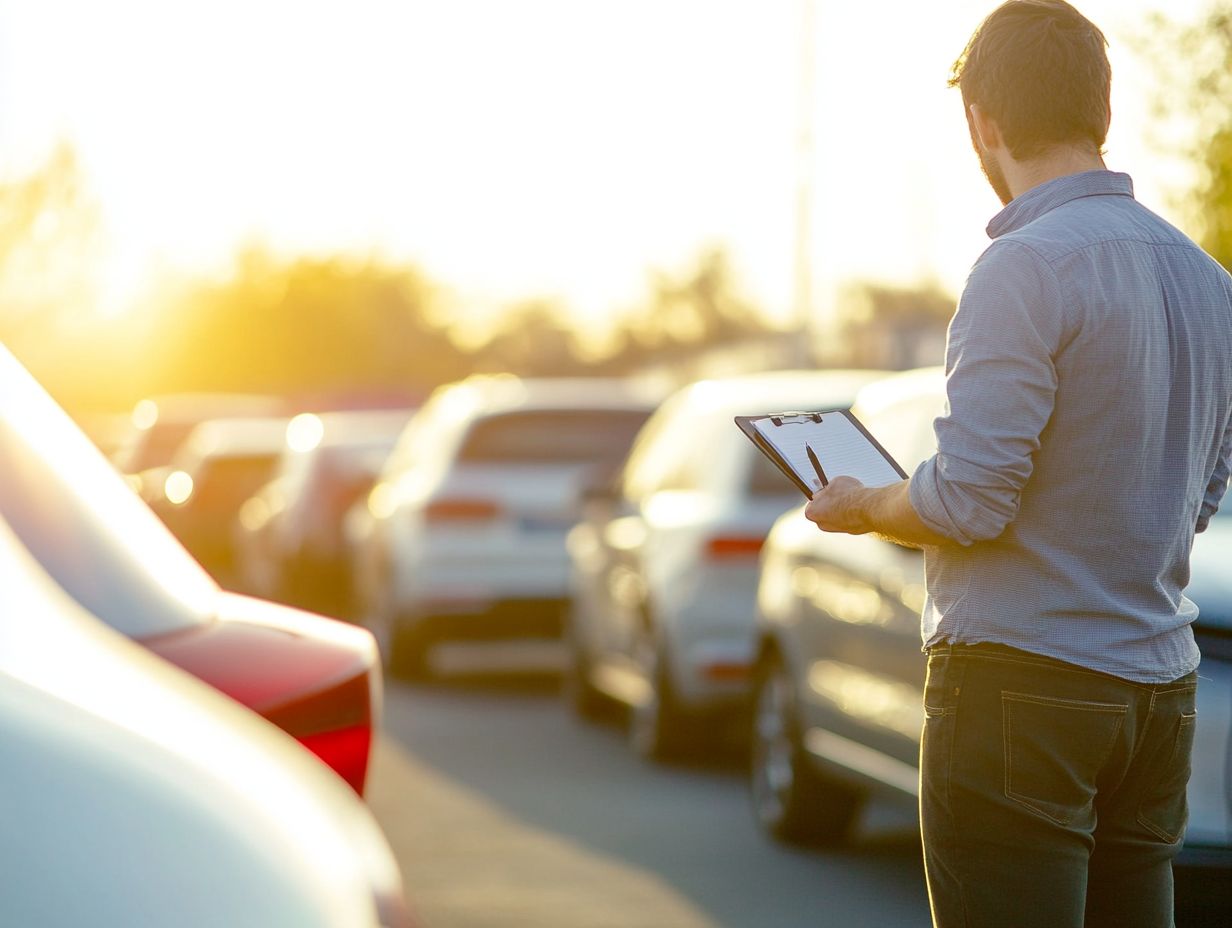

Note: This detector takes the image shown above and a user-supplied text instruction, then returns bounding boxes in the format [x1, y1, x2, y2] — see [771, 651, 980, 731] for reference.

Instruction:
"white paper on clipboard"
[750, 411, 905, 492]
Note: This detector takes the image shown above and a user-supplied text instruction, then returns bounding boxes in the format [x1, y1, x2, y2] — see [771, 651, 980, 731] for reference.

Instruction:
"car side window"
[862, 394, 944, 474]
[621, 399, 692, 502]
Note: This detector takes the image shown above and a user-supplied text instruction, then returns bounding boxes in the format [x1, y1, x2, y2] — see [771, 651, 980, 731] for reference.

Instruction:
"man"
[804, 2, 1232, 926]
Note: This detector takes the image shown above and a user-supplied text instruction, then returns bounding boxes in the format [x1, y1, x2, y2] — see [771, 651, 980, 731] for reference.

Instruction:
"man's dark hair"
[949, 0, 1111, 160]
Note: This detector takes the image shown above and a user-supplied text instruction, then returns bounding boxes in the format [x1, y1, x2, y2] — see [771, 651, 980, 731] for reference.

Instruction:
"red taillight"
[701, 661, 752, 682]
[296, 723, 373, 795]
[424, 498, 502, 522]
[705, 535, 765, 559]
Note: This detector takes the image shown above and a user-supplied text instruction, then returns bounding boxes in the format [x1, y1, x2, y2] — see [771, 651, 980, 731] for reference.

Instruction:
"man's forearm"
[858, 480, 953, 548]
[805, 476, 953, 548]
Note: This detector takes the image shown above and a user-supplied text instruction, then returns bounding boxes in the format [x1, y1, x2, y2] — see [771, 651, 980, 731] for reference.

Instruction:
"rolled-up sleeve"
[1197, 412, 1232, 532]
[909, 241, 1066, 546]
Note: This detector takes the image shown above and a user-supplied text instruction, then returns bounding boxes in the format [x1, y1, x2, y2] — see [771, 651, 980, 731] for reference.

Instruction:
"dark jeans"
[920, 642, 1198, 928]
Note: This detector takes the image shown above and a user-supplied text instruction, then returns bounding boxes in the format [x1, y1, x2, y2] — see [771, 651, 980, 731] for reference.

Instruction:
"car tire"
[388, 620, 433, 681]
[563, 620, 607, 721]
[749, 650, 864, 846]
[628, 636, 696, 761]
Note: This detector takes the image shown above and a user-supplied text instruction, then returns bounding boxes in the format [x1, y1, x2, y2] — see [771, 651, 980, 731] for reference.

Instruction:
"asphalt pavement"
[366, 644, 931, 928]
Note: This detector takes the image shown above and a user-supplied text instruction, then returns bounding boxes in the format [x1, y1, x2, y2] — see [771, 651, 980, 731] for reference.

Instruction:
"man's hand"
[803, 476, 953, 548]
[804, 476, 870, 535]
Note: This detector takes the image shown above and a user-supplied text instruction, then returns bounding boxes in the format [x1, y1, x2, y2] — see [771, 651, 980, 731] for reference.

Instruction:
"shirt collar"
[986, 170, 1135, 239]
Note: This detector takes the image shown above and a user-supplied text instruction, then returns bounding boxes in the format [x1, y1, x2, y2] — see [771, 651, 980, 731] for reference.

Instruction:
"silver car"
[0, 514, 413, 927]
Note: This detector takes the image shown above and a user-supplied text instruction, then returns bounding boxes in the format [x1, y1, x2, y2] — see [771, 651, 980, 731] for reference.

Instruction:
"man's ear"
[968, 104, 1003, 152]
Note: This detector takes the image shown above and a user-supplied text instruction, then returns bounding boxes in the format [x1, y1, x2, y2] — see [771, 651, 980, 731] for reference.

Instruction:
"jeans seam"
[946, 657, 972, 928]
[1134, 708, 1196, 844]
[958, 651, 1154, 689]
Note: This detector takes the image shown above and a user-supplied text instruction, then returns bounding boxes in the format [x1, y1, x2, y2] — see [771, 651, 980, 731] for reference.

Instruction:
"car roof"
[435, 374, 665, 419]
[316, 408, 417, 447]
[179, 416, 291, 460]
[672, 368, 890, 416]
[128, 392, 287, 428]
[850, 366, 947, 418]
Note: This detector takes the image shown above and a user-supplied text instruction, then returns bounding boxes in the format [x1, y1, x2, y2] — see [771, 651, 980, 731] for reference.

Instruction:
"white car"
[0, 514, 412, 928]
[564, 369, 884, 759]
[355, 374, 660, 677]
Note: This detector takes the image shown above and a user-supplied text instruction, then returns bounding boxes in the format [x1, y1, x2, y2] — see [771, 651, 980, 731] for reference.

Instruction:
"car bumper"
[666, 567, 760, 707]
[393, 540, 572, 613]
[401, 597, 569, 642]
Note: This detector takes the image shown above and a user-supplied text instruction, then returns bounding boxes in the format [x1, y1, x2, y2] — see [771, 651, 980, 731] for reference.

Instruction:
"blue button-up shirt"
[910, 170, 1232, 683]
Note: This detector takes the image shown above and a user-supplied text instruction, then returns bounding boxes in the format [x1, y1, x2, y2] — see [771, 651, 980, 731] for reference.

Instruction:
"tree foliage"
[1137, 3, 1232, 270]
[138, 248, 471, 402]
[0, 143, 102, 338]
[473, 299, 583, 376]
[0, 146, 782, 414]
[838, 279, 954, 370]
[597, 247, 777, 372]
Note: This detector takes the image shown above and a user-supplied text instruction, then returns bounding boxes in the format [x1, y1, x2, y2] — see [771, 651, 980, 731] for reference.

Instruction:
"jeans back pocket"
[1002, 691, 1127, 828]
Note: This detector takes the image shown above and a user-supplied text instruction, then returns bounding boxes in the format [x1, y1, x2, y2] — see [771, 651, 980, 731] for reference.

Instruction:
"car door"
[791, 388, 944, 785]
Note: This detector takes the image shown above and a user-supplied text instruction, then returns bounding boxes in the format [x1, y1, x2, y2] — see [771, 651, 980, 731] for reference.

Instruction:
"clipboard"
[734, 409, 908, 498]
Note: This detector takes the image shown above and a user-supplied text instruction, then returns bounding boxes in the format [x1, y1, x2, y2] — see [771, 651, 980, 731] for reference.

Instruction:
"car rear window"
[457, 410, 650, 465]
[191, 454, 279, 510]
[748, 447, 804, 498]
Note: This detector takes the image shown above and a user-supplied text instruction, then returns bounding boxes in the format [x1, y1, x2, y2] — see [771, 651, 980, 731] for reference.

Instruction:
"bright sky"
[0, 0, 1209, 332]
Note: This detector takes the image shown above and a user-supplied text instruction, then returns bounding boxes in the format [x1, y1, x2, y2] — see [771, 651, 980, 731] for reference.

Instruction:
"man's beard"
[977, 144, 1013, 206]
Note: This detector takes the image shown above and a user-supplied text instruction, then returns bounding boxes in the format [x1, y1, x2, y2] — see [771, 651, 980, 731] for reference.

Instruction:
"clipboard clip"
[769, 412, 823, 427]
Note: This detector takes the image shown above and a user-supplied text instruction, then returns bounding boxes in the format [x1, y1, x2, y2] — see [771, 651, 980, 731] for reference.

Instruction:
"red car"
[0, 345, 378, 794]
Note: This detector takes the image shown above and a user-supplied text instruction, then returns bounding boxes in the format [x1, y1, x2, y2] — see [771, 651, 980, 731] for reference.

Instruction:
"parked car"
[146, 416, 291, 582]
[0, 345, 380, 794]
[235, 408, 414, 617]
[112, 391, 286, 476]
[355, 374, 660, 677]
[564, 369, 884, 760]
[748, 367, 1230, 915]
[0, 512, 413, 928]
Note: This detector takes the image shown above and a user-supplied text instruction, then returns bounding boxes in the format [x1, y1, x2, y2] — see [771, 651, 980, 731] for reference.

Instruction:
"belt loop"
[948, 646, 968, 706]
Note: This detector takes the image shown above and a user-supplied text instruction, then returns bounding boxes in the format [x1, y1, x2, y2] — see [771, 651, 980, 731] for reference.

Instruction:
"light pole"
[793, 0, 817, 369]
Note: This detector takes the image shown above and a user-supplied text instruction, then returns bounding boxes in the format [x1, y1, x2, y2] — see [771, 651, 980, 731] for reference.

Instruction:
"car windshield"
[457, 409, 651, 465]
[0, 350, 216, 637]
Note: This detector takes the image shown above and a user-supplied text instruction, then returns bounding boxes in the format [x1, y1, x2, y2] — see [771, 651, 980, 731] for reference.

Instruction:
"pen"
[806, 443, 828, 489]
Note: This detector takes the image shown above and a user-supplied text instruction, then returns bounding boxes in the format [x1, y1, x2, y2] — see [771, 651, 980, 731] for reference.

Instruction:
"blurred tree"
[0, 143, 102, 340]
[473, 298, 585, 376]
[838, 279, 954, 370]
[141, 247, 471, 403]
[600, 246, 777, 372]
[1136, 3, 1232, 270]
[0, 144, 155, 419]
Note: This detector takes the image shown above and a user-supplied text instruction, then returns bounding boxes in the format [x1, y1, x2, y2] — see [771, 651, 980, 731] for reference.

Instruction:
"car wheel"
[749, 650, 864, 846]
[387, 619, 433, 681]
[628, 636, 694, 761]
[563, 618, 607, 721]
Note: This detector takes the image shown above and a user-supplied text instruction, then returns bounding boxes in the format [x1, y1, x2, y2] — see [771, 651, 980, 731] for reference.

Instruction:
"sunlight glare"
[164, 470, 194, 506]
[131, 399, 158, 430]
[286, 413, 325, 454]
